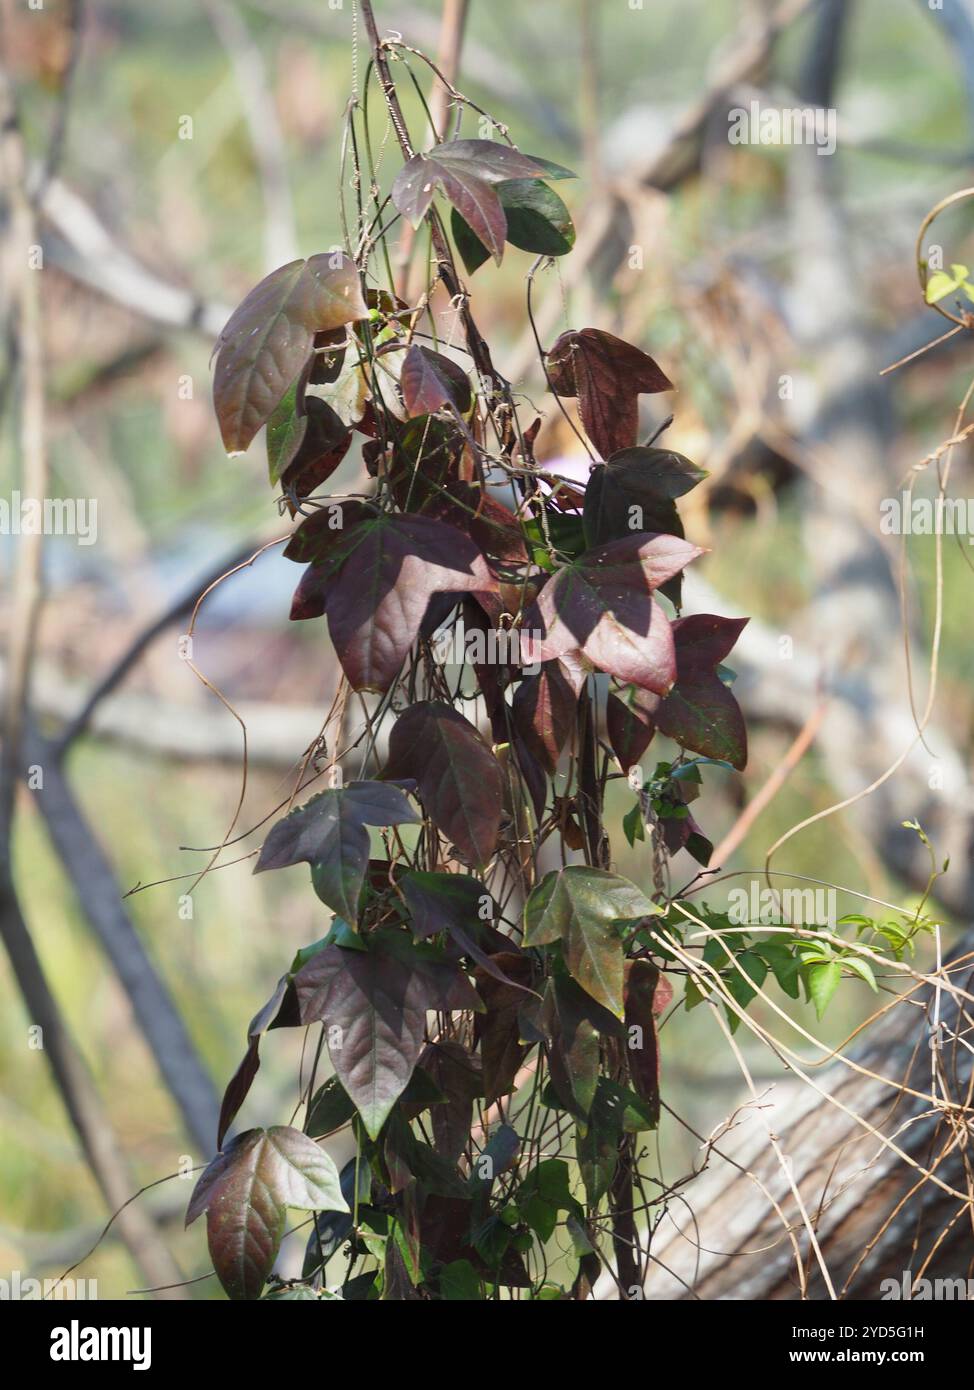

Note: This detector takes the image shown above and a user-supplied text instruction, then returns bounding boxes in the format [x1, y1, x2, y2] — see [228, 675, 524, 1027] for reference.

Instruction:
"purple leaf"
[293, 931, 481, 1138]
[400, 344, 472, 417]
[606, 684, 658, 773]
[624, 960, 663, 1126]
[392, 142, 574, 267]
[652, 614, 748, 769]
[314, 513, 496, 692]
[511, 659, 583, 773]
[254, 781, 420, 921]
[383, 701, 504, 868]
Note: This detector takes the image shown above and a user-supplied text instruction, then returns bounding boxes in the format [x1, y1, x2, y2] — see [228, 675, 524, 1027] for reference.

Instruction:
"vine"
[182, 11, 913, 1302]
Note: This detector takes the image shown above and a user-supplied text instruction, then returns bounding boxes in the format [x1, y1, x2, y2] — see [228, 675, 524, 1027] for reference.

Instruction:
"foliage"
[180, 21, 868, 1302]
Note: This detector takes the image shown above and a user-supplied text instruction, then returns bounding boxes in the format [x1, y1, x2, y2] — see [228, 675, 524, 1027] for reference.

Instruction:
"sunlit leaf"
[546, 328, 673, 458]
[524, 866, 660, 1016]
[214, 254, 367, 454]
[522, 533, 701, 693]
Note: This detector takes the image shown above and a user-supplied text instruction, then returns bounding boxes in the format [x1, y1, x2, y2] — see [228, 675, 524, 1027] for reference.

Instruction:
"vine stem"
[358, 0, 499, 395]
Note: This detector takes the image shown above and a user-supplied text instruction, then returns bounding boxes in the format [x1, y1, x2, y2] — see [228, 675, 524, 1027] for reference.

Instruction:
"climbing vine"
[182, 11, 876, 1302]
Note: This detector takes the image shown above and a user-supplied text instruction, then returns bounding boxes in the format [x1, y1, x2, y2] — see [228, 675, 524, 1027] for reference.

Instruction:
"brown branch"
[0, 63, 185, 1297]
[710, 699, 828, 867]
[202, 0, 297, 269]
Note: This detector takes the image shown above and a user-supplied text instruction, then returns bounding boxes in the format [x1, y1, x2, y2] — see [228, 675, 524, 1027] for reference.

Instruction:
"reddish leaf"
[606, 684, 658, 773]
[653, 614, 748, 769]
[278, 398, 351, 503]
[624, 960, 662, 1125]
[510, 659, 583, 773]
[284, 500, 377, 566]
[521, 533, 701, 694]
[305, 513, 496, 692]
[473, 954, 538, 1105]
[546, 329, 674, 459]
[217, 972, 301, 1147]
[187, 1126, 347, 1300]
[254, 781, 419, 922]
[418, 1040, 484, 1163]
[213, 253, 367, 454]
[392, 141, 573, 264]
[293, 930, 481, 1138]
[401, 869, 532, 994]
[583, 446, 707, 604]
[451, 178, 575, 274]
[383, 702, 504, 868]
[400, 344, 472, 417]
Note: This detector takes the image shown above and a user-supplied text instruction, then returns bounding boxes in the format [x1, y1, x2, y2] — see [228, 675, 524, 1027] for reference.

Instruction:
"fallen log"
[607, 937, 974, 1299]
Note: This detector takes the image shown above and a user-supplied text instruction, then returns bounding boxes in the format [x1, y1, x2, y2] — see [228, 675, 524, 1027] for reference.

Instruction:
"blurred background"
[1, 0, 973, 1297]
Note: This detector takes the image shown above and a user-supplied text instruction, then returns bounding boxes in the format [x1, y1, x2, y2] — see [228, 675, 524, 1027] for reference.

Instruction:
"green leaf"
[842, 956, 878, 992]
[806, 959, 843, 1020]
[266, 381, 305, 484]
[304, 1075, 356, 1138]
[440, 1258, 483, 1300]
[263, 1283, 323, 1300]
[754, 939, 802, 999]
[519, 1195, 557, 1243]
[925, 263, 970, 305]
[452, 178, 575, 273]
[725, 948, 768, 1014]
[622, 802, 645, 847]
[524, 866, 660, 1016]
[542, 975, 603, 1116]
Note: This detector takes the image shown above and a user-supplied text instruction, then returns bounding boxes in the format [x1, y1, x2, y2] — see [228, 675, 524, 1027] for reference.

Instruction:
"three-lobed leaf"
[524, 866, 660, 1016]
[521, 533, 701, 694]
[254, 781, 420, 921]
[383, 701, 504, 868]
[651, 614, 748, 769]
[293, 930, 482, 1138]
[546, 329, 673, 459]
[291, 513, 496, 692]
[392, 140, 574, 266]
